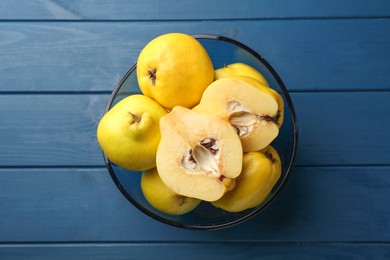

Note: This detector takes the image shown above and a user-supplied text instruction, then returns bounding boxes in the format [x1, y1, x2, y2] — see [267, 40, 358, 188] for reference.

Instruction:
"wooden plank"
[0, 92, 389, 167]
[0, 242, 389, 260]
[0, 166, 389, 242]
[0, 94, 106, 167]
[292, 91, 390, 166]
[0, 20, 389, 92]
[0, 0, 389, 20]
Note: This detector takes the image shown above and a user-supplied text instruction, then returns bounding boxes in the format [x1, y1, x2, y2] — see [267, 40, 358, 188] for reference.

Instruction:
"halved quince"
[193, 78, 283, 152]
[156, 106, 243, 202]
[232, 76, 284, 126]
[212, 145, 282, 212]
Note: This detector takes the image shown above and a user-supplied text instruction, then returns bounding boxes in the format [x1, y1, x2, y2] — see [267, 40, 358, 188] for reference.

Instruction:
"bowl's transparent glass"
[102, 34, 298, 230]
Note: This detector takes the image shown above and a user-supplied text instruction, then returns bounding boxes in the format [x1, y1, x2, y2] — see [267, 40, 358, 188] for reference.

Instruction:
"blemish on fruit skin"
[265, 152, 277, 163]
[177, 195, 186, 206]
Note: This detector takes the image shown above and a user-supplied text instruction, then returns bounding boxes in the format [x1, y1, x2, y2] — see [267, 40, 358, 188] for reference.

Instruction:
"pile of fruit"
[97, 33, 284, 215]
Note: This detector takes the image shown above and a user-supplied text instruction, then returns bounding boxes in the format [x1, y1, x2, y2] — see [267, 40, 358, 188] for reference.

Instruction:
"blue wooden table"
[1, 1, 389, 259]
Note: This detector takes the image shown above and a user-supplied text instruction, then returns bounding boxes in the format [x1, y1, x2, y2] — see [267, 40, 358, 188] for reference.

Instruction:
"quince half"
[156, 106, 243, 202]
[233, 75, 284, 126]
[193, 78, 283, 152]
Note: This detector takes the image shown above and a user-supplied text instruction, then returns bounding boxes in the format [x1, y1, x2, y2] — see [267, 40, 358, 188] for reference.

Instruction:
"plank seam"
[1, 241, 390, 247]
[0, 16, 389, 22]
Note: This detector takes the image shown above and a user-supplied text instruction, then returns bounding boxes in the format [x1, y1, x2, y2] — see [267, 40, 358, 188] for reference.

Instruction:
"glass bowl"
[102, 34, 298, 230]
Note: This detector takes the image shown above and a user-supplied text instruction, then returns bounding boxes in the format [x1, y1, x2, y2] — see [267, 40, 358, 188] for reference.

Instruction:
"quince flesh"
[156, 106, 243, 202]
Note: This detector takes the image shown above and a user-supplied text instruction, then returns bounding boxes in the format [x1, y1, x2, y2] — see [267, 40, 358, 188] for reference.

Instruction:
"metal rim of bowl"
[102, 34, 299, 230]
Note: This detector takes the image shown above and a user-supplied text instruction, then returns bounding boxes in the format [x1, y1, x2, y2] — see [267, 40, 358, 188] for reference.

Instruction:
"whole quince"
[141, 167, 201, 215]
[214, 62, 269, 87]
[212, 146, 282, 212]
[97, 94, 167, 171]
[136, 33, 214, 109]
